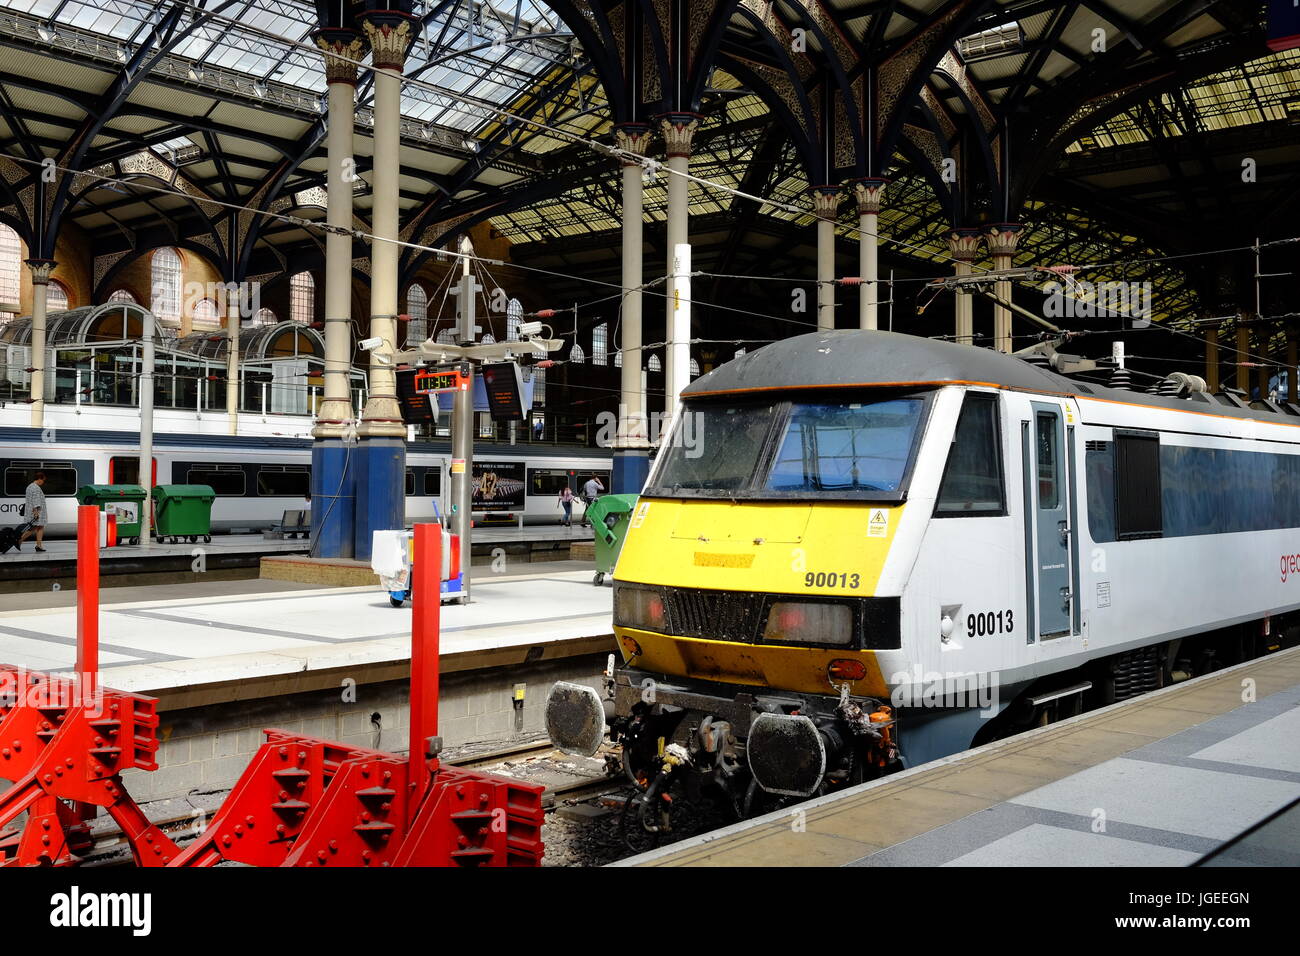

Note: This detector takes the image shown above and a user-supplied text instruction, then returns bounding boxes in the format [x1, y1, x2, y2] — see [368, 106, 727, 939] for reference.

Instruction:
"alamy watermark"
[1043, 280, 1151, 327]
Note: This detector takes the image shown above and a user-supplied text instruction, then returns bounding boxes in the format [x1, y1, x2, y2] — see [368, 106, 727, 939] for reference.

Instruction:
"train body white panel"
[891, 384, 1300, 704]
[0, 428, 611, 537]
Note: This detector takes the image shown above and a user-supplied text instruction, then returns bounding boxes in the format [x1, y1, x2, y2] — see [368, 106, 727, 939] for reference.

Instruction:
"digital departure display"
[395, 368, 437, 424]
[480, 362, 526, 422]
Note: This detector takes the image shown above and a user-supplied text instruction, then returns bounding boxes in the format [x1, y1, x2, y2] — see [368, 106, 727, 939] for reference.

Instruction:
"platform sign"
[395, 368, 438, 424]
[472, 461, 525, 511]
[480, 362, 527, 422]
[1269, 0, 1300, 50]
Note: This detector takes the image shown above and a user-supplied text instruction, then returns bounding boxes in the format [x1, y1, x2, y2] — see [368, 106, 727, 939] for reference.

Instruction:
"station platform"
[0, 561, 615, 803]
[0, 524, 595, 591]
[621, 647, 1300, 867]
[0, 533, 311, 592]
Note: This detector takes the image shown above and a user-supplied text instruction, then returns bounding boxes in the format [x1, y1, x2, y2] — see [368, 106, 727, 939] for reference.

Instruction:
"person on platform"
[580, 475, 605, 527]
[18, 471, 47, 552]
[557, 484, 574, 527]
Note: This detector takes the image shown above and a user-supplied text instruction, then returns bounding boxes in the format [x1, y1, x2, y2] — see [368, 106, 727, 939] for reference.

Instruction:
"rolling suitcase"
[0, 513, 34, 555]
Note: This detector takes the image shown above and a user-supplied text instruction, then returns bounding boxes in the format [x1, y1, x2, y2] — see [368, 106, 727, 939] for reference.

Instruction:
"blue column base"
[354, 437, 406, 560]
[311, 439, 356, 559]
[612, 449, 650, 494]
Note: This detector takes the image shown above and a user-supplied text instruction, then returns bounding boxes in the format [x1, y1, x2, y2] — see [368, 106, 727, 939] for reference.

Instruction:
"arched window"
[436, 328, 456, 345]
[0, 223, 22, 320]
[506, 298, 522, 341]
[151, 247, 182, 322]
[290, 272, 314, 324]
[192, 298, 219, 326]
[689, 358, 700, 379]
[647, 354, 661, 372]
[592, 323, 607, 365]
[46, 280, 69, 313]
[734, 347, 746, 359]
[255, 308, 277, 325]
[108, 289, 137, 305]
[613, 351, 622, 368]
[569, 343, 585, 364]
[406, 284, 428, 344]
[482, 333, 496, 344]
[532, 367, 545, 406]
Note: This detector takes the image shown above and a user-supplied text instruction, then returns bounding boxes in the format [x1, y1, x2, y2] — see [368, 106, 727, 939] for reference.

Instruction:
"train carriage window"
[187, 465, 246, 496]
[1035, 413, 1059, 509]
[109, 456, 157, 487]
[423, 469, 441, 497]
[405, 468, 416, 496]
[528, 468, 575, 497]
[1115, 433, 1162, 539]
[256, 466, 310, 497]
[3, 463, 80, 497]
[935, 393, 1004, 516]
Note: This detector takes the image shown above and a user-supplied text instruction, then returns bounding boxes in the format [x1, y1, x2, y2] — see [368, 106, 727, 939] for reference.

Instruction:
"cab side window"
[935, 393, 1005, 516]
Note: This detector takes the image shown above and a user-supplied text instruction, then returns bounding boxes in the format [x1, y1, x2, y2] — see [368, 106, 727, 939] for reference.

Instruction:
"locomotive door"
[1025, 402, 1074, 639]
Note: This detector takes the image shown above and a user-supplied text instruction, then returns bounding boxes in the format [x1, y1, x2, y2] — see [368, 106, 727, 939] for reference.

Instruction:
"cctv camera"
[359, 336, 382, 350]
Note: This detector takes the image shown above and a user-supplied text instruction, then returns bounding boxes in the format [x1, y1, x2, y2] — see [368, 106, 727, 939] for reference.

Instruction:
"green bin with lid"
[151, 484, 216, 544]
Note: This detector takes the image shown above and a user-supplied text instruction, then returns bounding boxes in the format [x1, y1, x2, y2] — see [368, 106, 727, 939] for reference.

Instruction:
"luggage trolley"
[371, 515, 465, 607]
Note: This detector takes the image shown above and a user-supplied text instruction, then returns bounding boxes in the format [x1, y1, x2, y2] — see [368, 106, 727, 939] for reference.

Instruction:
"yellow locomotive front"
[547, 369, 932, 827]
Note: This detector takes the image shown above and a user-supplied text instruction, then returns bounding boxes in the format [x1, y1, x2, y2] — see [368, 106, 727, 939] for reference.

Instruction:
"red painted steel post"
[409, 523, 442, 820]
[75, 504, 99, 699]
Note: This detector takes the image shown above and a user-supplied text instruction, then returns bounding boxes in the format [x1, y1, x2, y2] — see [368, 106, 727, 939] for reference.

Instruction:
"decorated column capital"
[359, 11, 419, 72]
[852, 177, 888, 216]
[313, 28, 367, 86]
[947, 228, 982, 263]
[811, 185, 841, 221]
[614, 122, 653, 165]
[24, 258, 56, 285]
[658, 112, 702, 159]
[985, 222, 1023, 258]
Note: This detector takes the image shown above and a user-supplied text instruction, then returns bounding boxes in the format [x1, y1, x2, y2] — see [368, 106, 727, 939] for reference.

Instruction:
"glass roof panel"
[2, 0, 579, 137]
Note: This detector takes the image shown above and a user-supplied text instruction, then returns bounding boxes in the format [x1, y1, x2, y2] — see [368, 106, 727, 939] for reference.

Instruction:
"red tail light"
[828, 659, 867, 682]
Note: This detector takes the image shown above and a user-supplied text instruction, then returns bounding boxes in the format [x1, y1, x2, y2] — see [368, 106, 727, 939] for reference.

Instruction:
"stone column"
[225, 288, 240, 435]
[355, 11, 417, 560]
[1287, 327, 1297, 403]
[812, 186, 840, 331]
[1204, 323, 1220, 393]
[613, 122, 652, 494]
[1257, 331, 1271, 401]
[985, 223, 1022, 353]
[947, 229, 981, 346]
[310, 27, 365, 558]
[1236, 318, 1250, 394]
[24, 258, 55, 428]
[659, 112, 699, 417]
[852, 178, 887, 330]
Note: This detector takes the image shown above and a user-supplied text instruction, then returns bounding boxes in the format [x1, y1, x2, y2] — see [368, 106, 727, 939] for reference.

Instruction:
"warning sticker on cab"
[867, 508, 888, 538]
[631, 502, 651, 529]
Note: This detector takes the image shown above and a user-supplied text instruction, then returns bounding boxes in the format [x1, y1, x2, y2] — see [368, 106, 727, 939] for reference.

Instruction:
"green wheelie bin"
[75, 484, 148, 544]
[586, 493, 639, 586]
[152, 484, 216, 544]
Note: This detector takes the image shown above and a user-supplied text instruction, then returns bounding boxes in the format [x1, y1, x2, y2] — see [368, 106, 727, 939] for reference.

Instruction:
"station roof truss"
[0, 0, 1285, 348]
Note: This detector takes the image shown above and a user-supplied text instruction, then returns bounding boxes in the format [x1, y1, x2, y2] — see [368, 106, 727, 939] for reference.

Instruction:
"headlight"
[614, 585, 668, 633]
[762, 602, 853, 646]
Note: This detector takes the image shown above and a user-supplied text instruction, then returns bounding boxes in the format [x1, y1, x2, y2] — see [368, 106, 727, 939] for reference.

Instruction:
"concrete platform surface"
[0, 567, 615, 707]
[621, 647, 1300, 868]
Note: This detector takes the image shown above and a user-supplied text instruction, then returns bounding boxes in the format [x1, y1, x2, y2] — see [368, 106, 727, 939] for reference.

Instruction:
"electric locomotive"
[547, 329, 1297, 829]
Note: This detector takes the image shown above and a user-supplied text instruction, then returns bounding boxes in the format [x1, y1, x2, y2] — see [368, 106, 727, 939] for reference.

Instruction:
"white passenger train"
[547, 330, 1296, 821]
[0, 425, 611, 537]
